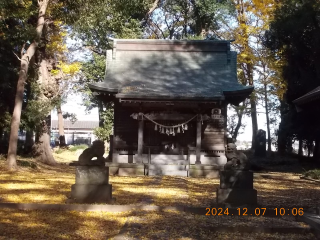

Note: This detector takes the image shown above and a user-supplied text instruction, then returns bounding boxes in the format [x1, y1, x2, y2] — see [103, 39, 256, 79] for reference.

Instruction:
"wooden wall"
[113, 100, 226, 155]
[113, 101, 138, 152]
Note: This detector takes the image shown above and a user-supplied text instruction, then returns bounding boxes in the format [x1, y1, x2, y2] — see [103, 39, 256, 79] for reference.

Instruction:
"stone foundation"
[106, 163, 222, 177]
[71, 184, 112, 203]
[217, 189, 257, 205]
[217, 170, 257, 205]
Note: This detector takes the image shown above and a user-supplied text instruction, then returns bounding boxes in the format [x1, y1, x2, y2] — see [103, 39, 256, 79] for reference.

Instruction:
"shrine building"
[89, 39, 253, 177]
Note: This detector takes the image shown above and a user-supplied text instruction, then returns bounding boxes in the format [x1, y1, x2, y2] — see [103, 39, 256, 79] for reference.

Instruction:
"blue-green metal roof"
[89, 39, 253, 102]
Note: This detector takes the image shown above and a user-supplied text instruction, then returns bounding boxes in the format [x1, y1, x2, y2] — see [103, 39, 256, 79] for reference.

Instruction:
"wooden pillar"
[137, 113, 144, 163]
[109, 135, 114, 162]
[196, 117, 202, 164]
[314, 139, 320, 160]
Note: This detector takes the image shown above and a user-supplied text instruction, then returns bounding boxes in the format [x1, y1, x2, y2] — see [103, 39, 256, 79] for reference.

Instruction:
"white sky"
[236, 107, 268, 141]
[51, 94, 99, 121]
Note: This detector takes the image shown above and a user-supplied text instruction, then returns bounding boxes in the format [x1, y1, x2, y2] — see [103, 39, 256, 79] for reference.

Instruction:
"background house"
[50, 119, 99, 146]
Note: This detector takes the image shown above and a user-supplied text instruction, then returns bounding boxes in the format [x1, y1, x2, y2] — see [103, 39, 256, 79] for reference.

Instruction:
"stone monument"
[254, 129, 266, 157]
[216, 143, 257, 206]
[68, 140, 113, 203]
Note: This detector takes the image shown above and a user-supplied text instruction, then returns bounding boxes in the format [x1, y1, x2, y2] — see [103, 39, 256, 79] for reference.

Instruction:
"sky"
[51, 94, 98, 121]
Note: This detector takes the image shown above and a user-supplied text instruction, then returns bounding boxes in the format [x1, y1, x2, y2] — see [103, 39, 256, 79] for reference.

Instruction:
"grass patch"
[17, 159, 37, 169]
[54, 149, 64, 154]
[303, 169, 320, 179]
[68, 144, 88, 152]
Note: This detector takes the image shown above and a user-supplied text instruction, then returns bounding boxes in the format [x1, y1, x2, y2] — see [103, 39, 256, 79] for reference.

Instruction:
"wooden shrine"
[89, 39, 253, 177]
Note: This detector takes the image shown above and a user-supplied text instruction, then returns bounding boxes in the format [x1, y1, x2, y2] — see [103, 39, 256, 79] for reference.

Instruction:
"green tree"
[3, 0, 50, 169]
[265, 0, 320, 155]
[145, 0, 233, 39]
[76, 53, 114, 142]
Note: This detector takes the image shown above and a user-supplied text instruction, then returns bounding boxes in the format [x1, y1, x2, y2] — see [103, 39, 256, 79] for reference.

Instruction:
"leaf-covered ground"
[117, 210, 314, 240]
[0, 154, 319, 239]
[0, 208, 315, 240]
[0, 208, 128, 239]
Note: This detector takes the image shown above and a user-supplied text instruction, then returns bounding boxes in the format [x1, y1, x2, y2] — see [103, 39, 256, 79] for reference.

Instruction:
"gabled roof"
[293, 86, 320, 106]
[89, 39, 253, 104]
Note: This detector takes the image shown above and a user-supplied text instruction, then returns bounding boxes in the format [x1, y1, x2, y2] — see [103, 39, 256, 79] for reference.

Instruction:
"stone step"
[148, 169, 188, 177]
[147, 164, 188, 171]
[148, 159, 188, 165]
[151, 155, 188, 161]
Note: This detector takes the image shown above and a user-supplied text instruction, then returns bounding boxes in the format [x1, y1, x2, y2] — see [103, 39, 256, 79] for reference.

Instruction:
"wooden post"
[137, 114, 144, 163]
[196, 117, 202, 164]
[187, 147, 190, 176]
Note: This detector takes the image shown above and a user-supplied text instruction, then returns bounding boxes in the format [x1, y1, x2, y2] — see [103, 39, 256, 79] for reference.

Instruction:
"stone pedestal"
[255, 129, 266, 157]
[70, 166, 112, 203]
[217, 170, 257, 205]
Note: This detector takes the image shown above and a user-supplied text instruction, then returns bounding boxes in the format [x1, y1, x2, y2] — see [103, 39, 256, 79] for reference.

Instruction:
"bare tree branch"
[152, 21, 166, 39]
[20, 43, 26, 58]
[13, 51, 22, 61]
[145, 0, 160, 20]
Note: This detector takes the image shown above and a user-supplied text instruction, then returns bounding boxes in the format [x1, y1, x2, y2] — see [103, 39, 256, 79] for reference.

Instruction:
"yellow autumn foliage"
[45, 20, 81, 78]
[46, 21, 68, 56]
[57, 61, 81, 76]
[218, 0, 286, 99]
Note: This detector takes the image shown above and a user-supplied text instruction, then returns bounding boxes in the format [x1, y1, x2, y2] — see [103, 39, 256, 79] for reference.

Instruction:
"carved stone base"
[71, 184, 112, 203]
[69, 166, 112, 203]
[216, 188, 257, 205]
[75, 166, 109, 184]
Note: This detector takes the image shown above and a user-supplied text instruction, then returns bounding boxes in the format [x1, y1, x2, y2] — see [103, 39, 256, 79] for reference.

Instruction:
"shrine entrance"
[144, 119, 197, 156]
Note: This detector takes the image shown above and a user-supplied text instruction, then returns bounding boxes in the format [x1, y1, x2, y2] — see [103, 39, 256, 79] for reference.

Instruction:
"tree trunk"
[33, 119, 56, 165]
[0, 127, 3, 141]
[307, 141, 311, 158]
[31, 53, 57, 165]
[98, 100, 104, 127]
[277, 100, 287, 155]
[0, 127, 3, 154]
[314, 139, 320, 160]
[264, 84, 272, 152]
[298, 139, 303, 157]
[24, 130, 34, 154]
[232, 102, 246, 141]
[250, 94, 258, 150]
[57, 105, 66, 147]
[7, 0, 50, 170]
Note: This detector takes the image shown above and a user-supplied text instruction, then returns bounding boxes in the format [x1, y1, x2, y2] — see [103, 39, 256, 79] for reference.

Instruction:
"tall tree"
[265, 0, 320, 154]
[6, 0, 50, 170]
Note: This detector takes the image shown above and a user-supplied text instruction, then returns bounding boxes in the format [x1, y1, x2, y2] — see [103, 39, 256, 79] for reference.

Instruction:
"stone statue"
[71, 140, 106, 166]
[224, 143, 249, 170]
